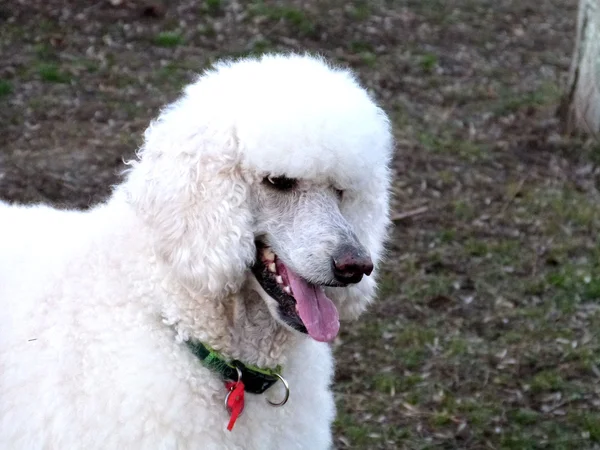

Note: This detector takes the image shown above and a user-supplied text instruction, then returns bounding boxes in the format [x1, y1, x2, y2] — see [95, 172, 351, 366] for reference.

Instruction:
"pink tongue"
[286, 270, 340, 342]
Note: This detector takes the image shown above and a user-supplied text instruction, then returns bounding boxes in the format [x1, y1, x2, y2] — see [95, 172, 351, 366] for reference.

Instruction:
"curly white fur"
[0, 54, 392, 449]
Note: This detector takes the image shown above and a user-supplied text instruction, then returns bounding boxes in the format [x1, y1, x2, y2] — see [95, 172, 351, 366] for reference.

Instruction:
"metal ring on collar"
[233, 366, 242, 382]
[266, 373, 289, 407]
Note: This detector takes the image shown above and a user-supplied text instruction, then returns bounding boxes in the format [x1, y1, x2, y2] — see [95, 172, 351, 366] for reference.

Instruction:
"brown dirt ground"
[2, 1, 600, 449]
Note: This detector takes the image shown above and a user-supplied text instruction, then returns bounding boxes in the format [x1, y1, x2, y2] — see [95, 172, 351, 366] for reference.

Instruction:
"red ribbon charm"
[225, 380, 245, 431]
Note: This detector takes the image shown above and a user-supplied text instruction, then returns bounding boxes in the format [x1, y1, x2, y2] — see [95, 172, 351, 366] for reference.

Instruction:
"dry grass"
[2, 0, 600, 448]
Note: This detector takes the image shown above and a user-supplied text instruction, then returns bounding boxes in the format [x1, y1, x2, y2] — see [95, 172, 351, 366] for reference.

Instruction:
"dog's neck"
[102, 194, 300, 370]
[159, 274, 300, 370]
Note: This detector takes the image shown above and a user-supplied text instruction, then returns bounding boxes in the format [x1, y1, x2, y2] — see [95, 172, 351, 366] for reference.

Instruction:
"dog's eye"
[264, 175, 298, 191]
[335, 188, 344, 200]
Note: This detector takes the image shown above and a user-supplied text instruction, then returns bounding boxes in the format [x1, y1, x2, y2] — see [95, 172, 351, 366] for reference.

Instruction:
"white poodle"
[0, 54, 392, 449]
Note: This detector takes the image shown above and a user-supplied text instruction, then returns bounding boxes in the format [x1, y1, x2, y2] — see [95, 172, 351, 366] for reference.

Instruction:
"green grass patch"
[397, 347, 429, 370]
[499, 433, 545, 449]
[34, 43, 57, 61]
[418, 130, 487, 160]
[37, 64, 70, 83]
[493, 81, 561, 115]
[345, 38, 378, 65]
[250, 3, 316, 37]
[203, 0, 222, 14]
[154, 31, 183, 47]
[83, 60, 99, 73]
[516, 186, 600, 238]
[529, 369, 565, 393]
[419, 53, 438, 73]
[373, 372, 397, 394]
[0, 80, 13, 97]
[572, 412, 600, 442]
[377, 271, 400, 299]
[155, 62, 188, 87]
[544, 255, 600, 312]
[453, 199, 476, 221]
[438, 228, 456, 244]
[250, 38, 273, 55]
[197, 23, 217, 37]
[218, 38, 274, 61]
[446, 336, 470, 356]
[429, 411, 453, 427]
[393, 325, 435, 369]
[413, 275, 456, 301]
[359, 52, 377, 67]
[464, 238, 489, 257]
[348, 0, 372, 20]
[509, 408, 540, 425]
[334, 411, 372, 447]
[349, 40, 374, 53]
[589, 143, 600, 166]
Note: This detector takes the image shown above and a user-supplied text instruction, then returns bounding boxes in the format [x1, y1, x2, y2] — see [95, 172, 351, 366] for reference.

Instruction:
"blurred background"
[1, 0, 600, 448]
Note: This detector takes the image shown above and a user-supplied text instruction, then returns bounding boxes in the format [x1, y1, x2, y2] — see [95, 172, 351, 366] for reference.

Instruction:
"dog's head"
[124, 54, 392, 342]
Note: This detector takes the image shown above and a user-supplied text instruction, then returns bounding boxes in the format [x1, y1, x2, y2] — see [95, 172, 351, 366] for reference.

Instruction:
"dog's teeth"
[275, 275, 283, 284]
[283, 286, 291, 294]
[268, 263, 276, 273]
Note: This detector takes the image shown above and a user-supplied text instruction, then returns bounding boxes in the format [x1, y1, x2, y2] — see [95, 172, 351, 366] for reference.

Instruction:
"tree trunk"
[562, 0, 600, 134]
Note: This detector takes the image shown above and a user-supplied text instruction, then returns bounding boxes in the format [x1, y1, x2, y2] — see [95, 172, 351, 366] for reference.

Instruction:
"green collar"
[185, 340, 282, 395]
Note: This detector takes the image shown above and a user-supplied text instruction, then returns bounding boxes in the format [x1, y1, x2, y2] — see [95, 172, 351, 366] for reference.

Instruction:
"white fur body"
[0, 202, 334, 449]
[0, 54, 392, 449]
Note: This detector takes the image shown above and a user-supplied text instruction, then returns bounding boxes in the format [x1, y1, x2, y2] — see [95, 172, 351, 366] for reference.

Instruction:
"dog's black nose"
[332, 245, 373, 285]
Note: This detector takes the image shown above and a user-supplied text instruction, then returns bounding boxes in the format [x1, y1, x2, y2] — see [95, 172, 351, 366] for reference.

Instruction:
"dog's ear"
[122, 107, 256, 298]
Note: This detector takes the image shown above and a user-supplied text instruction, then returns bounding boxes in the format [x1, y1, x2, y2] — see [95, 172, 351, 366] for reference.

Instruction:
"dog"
[0, 53, 393, 449]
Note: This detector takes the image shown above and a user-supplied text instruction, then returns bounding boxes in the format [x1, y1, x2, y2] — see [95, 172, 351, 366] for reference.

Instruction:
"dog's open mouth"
[251, 242, 340, 343]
